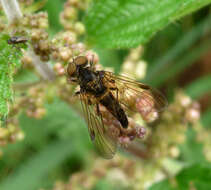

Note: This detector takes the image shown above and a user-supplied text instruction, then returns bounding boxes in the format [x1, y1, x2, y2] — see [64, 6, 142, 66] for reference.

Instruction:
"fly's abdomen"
[100, 92, 128, 128]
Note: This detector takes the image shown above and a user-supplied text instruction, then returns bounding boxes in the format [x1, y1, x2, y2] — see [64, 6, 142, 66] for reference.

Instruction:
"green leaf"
[84, 0, 211, 48]
[14, 69, 39, 83]
[0, 139, 75, 190]
[95, 48, 127, 73]
[146, 39, 211, 87]
[0, 99, 91, 190]
[201, 107, 211, 128]
[3, 99, 91, 165]
[176, 164, 211, 190]
[0, 34, 26, 120]
[149, 180, 174, 190]
[43, 0, 63, 34]
[144, 15, 211, 85]
[150, 128, 207, 190]
[185, 75, 211, 99]
[93, 179, 116, 190]
[149, 164, 211, 190]
[179, 129, 206, 164]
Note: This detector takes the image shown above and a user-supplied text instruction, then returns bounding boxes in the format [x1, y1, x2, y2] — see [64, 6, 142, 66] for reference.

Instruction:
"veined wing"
[79, 93, 116, 159]
[104, 72, 168, 121]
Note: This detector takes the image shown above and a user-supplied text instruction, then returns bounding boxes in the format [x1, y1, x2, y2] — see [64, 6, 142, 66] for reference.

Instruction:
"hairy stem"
[0, 0, 56, 81]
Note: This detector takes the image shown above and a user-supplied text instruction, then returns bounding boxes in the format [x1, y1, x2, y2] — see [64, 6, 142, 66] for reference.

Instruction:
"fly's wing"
[79, 93, 116, 159]
[104, 72, 168, 121]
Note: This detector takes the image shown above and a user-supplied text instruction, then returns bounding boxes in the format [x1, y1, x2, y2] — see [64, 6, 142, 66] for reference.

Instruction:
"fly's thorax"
[81, 79, 107, 97]
[78, 67, 96, 83]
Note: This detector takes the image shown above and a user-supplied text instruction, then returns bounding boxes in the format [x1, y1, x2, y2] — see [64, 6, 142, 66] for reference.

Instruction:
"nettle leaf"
[84, 0, 211, 49]
[149, 164, 211, 190]
[0, 34, 26, 121]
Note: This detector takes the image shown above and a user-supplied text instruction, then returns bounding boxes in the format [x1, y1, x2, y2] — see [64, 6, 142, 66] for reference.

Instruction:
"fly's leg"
[73, 89, 87, 101]
[73, 90, 80, 98]
[96, 103, 100, 116]
[96, 103, 106, 132]
[70, 91, 80, 101]
[104, 75, 119, 101]
[76, 90, 95, 105]
[110, 87, 119, 101]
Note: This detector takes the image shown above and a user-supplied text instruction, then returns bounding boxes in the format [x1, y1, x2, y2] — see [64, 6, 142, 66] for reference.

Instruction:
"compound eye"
[67, 62, 76, 77]
[74, 56, 88, 66]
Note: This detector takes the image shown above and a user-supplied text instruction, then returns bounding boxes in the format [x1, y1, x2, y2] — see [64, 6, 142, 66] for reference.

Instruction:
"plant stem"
[0, 0, 22, 23]
[13, 81, 41, 91]
[126, 143, 150, 160]
[27, 48, 56, 81]
[0, 0, 56, 81]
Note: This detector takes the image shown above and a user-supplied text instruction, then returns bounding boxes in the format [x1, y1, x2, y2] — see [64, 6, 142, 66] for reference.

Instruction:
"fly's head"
[67, 56, 88, 83]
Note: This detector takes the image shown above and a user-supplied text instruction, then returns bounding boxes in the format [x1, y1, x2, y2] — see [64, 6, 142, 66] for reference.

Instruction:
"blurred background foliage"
[0, 0, 211, 190]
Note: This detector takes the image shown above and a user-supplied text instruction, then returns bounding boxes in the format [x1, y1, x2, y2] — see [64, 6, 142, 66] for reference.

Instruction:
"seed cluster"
[0, 99, 25, 152]
[147, 90, 201, 159]
[45, 156, 137, 190]
[25, 85, 47, 119]
[0, 1, 209, 189]
[12, 12, 52, 63]
[98, 104, 146, 146]
[19, 0, 34, 6]
[0, 118, 24, 147]
[31, 29, 51, 61]
[21, 12, 49, 29]
[121, 46, 147, 80]
[60, 0, 88, 33]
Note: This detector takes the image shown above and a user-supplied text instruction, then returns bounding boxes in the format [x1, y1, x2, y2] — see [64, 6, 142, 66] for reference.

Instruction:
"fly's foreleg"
[69, 90, 80, 101]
